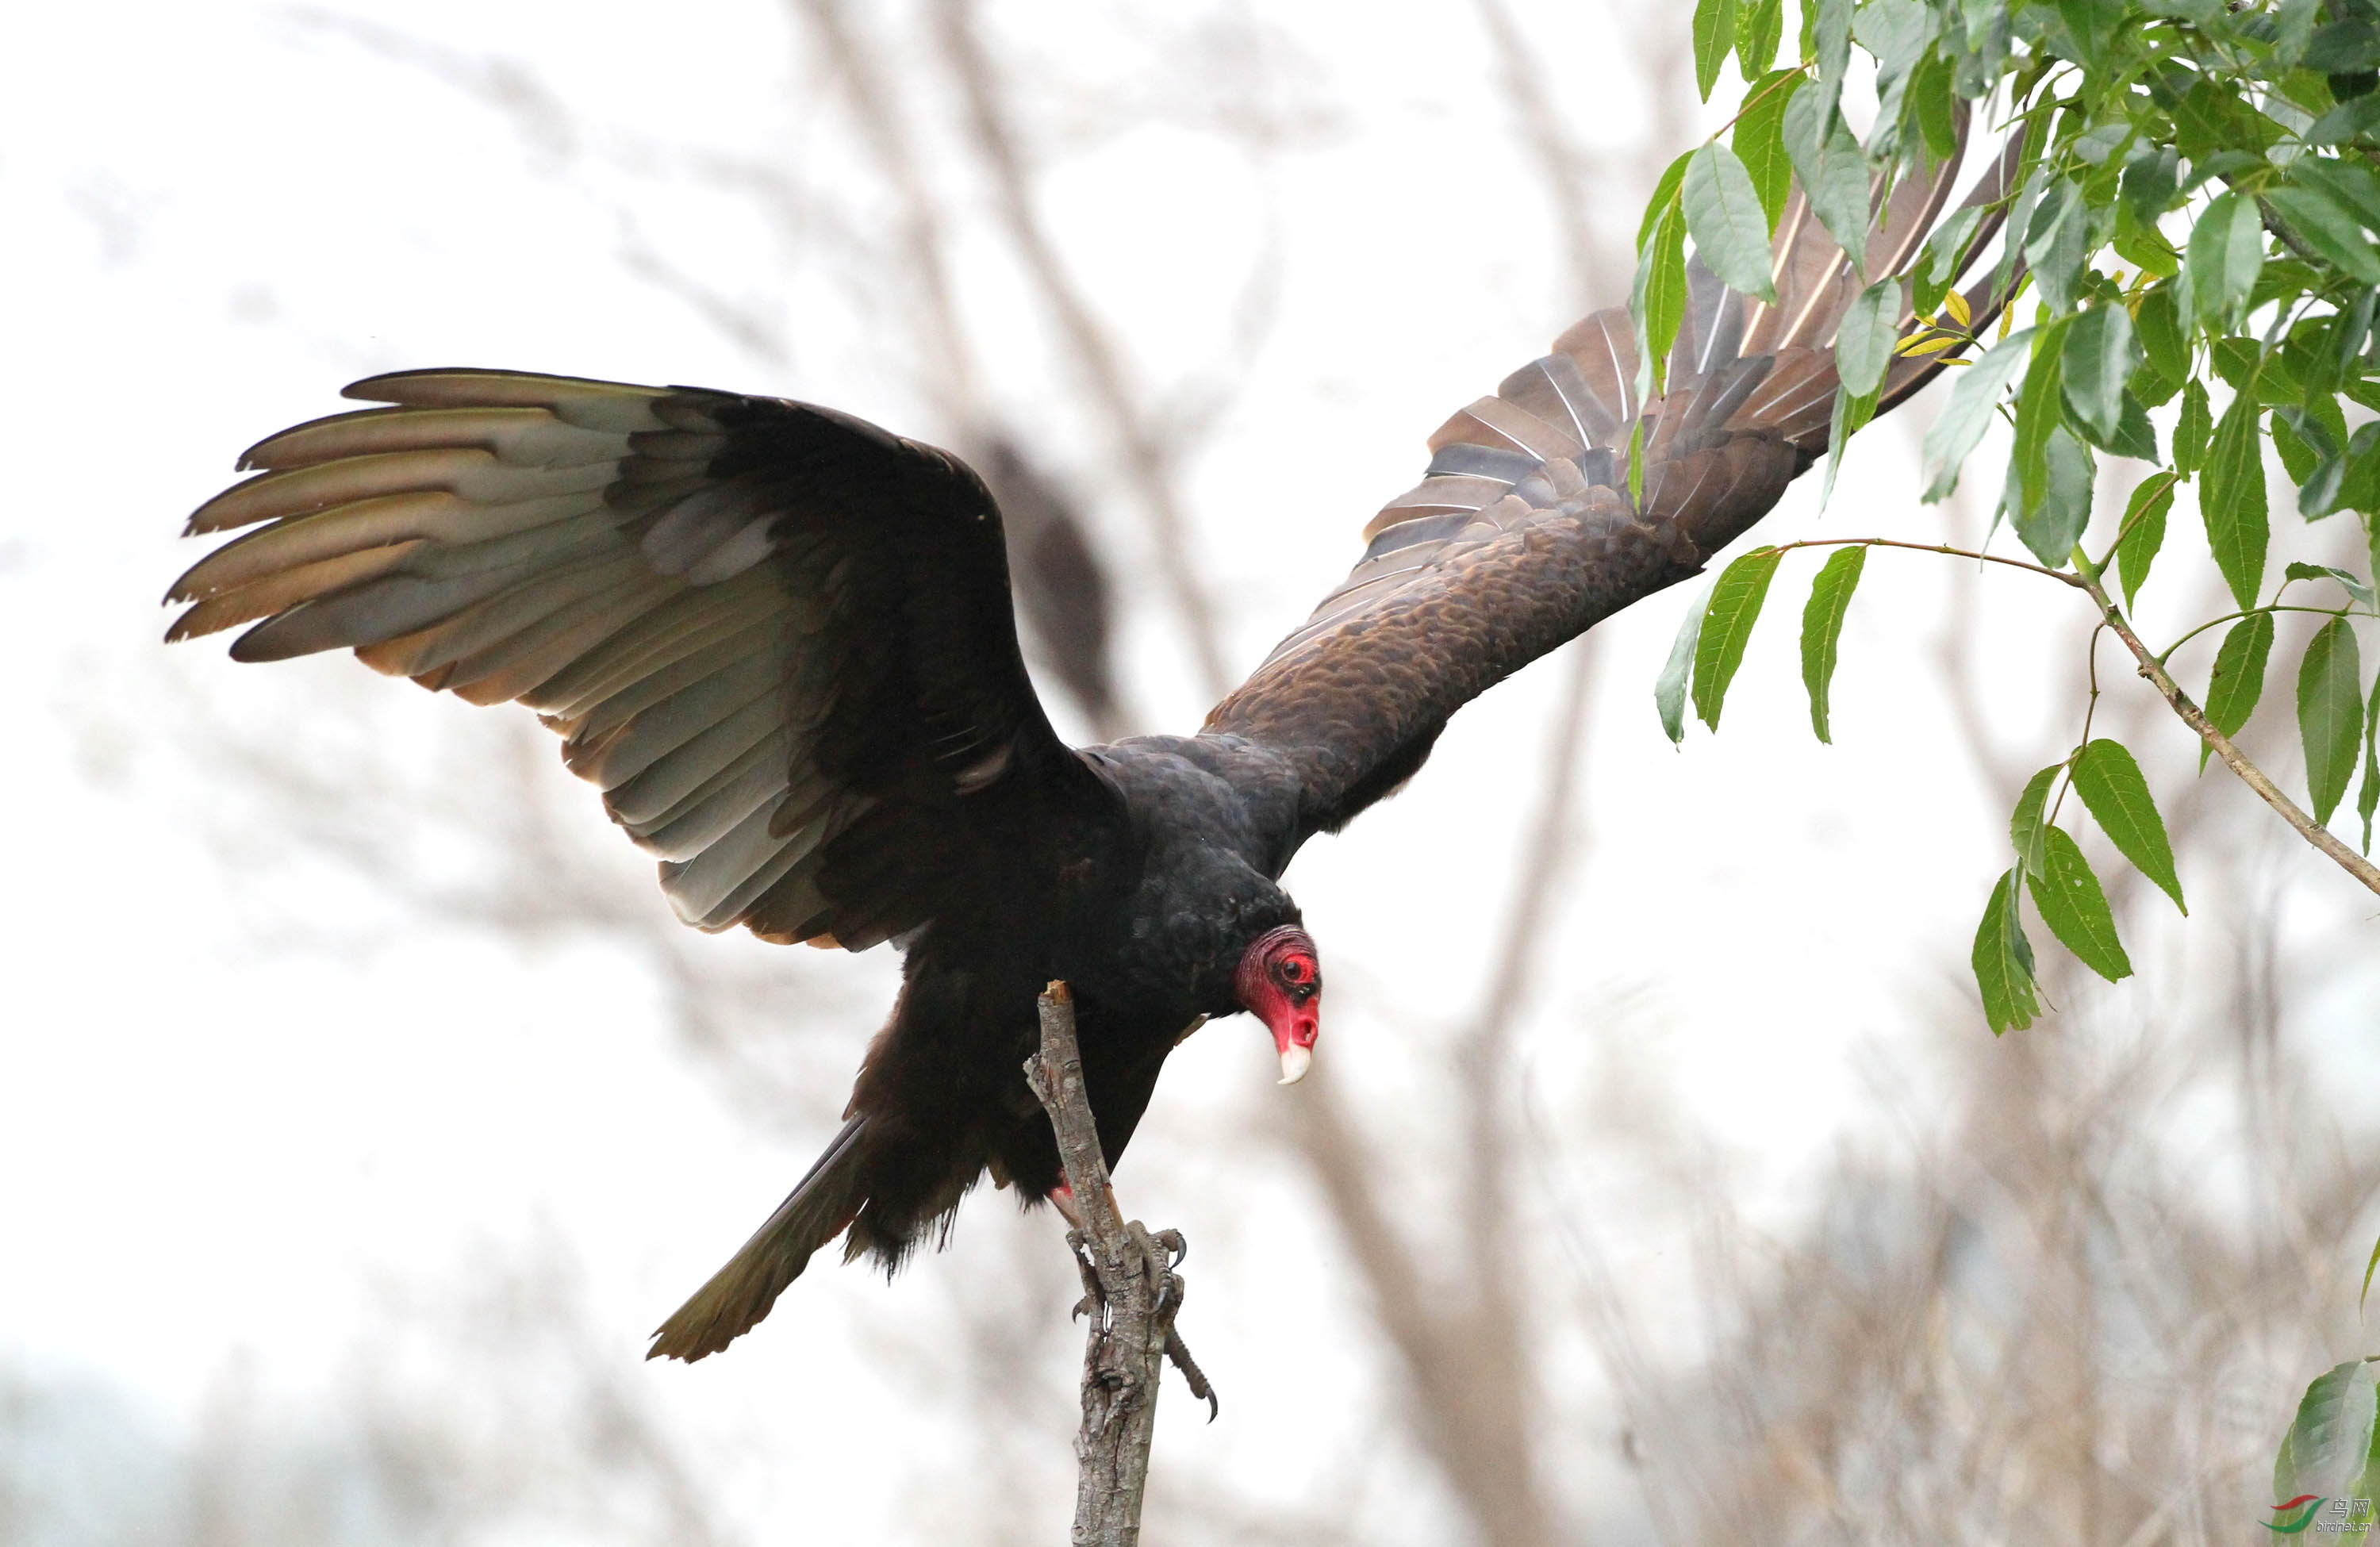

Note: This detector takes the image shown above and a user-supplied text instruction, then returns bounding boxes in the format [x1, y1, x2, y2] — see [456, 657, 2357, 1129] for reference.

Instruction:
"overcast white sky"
[6, 2, 2377, 1541]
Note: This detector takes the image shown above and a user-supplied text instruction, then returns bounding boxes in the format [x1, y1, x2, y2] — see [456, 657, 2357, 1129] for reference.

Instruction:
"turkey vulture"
[166, 134, 2013, 1361]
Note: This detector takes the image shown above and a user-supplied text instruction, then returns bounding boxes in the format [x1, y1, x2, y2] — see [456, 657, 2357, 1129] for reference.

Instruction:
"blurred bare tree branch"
[931, 0, 1234, 703]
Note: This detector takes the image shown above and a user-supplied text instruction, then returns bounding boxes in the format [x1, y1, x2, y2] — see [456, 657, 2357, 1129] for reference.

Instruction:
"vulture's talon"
[1164, 1326, 1219, 1421]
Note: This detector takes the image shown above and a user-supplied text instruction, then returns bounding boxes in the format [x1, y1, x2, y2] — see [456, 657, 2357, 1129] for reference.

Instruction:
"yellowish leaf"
[1943, 288, 1972, 327]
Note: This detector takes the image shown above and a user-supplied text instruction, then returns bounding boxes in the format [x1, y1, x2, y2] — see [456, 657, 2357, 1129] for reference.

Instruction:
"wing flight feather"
[168, 369, 1113, 948]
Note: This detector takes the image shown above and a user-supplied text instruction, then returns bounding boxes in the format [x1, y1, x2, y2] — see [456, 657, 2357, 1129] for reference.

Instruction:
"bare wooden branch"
[2074, 557, 2380, 897]
[1027, 981, 1207, 1547]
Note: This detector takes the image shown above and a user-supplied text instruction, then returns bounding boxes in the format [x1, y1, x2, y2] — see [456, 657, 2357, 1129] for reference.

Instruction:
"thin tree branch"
[1772, 534, 2090, 587]
[2072, 551, 2380, 896]
[1472, 0, 1606, 304]
[1027, 981, 1204, 1547]
[791, 0, 983, 419]
[934, 0, 1234, 701]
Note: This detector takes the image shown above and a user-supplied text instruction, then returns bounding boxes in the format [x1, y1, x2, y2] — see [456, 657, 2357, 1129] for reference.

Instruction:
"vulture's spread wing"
[1207, 132, 2019, 843]
[167, 370, 1114, 949]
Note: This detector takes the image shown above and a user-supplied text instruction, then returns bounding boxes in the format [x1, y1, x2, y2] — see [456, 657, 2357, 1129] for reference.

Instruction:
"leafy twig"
[2071, 552, 2380, 897]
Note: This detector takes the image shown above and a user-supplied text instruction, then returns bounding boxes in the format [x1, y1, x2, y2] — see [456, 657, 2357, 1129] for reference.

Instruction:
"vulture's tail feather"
[647, 1115, 869, 1362]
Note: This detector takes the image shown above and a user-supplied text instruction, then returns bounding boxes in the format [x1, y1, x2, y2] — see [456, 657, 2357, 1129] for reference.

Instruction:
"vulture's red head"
[1235, 925, 1322, 1084]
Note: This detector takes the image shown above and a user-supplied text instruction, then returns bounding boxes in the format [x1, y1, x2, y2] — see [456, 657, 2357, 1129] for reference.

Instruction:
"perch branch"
[1027, 981, 1212, 1547]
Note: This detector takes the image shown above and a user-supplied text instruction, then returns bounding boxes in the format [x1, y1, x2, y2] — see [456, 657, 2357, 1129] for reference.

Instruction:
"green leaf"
[1819, 383, 1877, 512]
[2170, 79, 2279, 162]
[1637, 152, 1692, 253]
[1631, 205, 1690, 399]
[2273, 1361, 2380, 1510]
[1971, 869, 2040, 1035]
[1921, 328, 2036, 501]
[1915, 205, 1985, 317]
[1693, 0, 1737, 101]
[1812, 0, 1853, 99]
[2202, 393, 2273, 609]
[2010, 321, 2092, 564]
[2359, 668, 2380, 852]
[2186, 190, 2267, 333]
[1859, 0, 1937, 153]
[1683, 144, 1779, 304]
[2308, 19, 2380, 73]
[1835, 278, 1901, 400]
[1627, 416, 1646, 509]
[1733, 71, 1802, 234]
[2306, 94, 2380, 145]
[2053, 0, 2120, 68]
[2275, 408, 2351, 517]
[2272, 0, 2320, 69]
[1692, 547, 1784, 730]
[2272, 410, 2324, 486]
[2339, 290, 2378, 382]
[2181, 149, 2268, 199]
[2299, 615, 2366, 824]
[2121, 141, 2181, 225]
[1736, 0, 1783, 80]
[2012, 425, 2095, 566]
[1656, 581, 1713, 745]
[2174, 378, 2213, 477]
[2293, 321, 2354, 418]
[2116, 473, 2176, 607]
[2060, 305, 2141, 443]
[2213, 336, 2293, 401]
[2295, 155, 2380, 233]
[2034, 826, 2133, 983]
[1855, 0, 1933, 79]
[2344, 427, 2380, 515]
[1782, 78, 1871, 278]
[2363, 1230, 2380, 1314]
[2072, 739, 2186, 912]
[2134, 285, 2186, 386]
[2201, 610, 2274, 770]
[2010, 763, 2061, 882]
[2013, 318, 2071, 501]
[2024, 178, 2090, 316]
[1910, 52, 1959, 161]
[2094, 391, 2159, 463]
[1799, 545, 1864, 743]
[2115, 206, 2182, 288]
[2285, 560, 2378, 608]
[2265, 185, 2380, 285]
